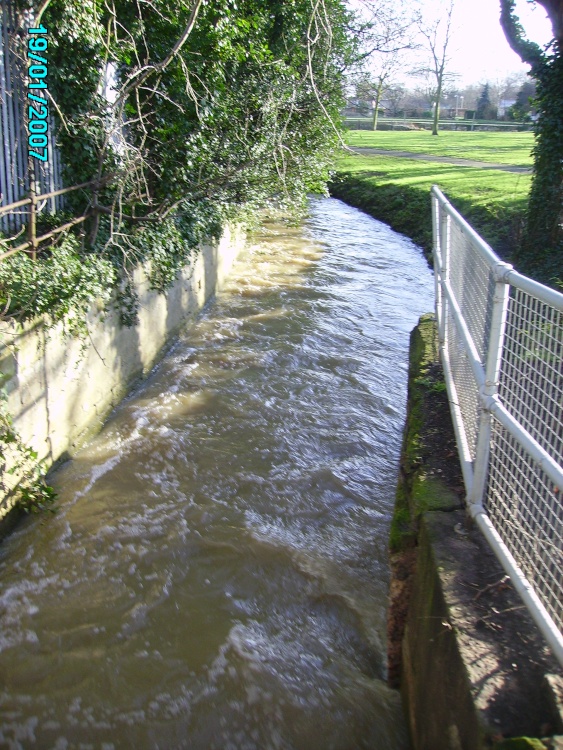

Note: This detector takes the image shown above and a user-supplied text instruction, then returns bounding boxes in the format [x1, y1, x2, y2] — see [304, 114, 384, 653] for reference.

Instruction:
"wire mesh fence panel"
[444, 217, 498, 461]
[0, 0, 64, 237]
[447, 218, 496, 363]
[500, 288, 563, 463]
[488, 283, 563, 635]
[446, 305, 481, 460]
[487, 421, 563, 633]
[432, 185, 563, 665]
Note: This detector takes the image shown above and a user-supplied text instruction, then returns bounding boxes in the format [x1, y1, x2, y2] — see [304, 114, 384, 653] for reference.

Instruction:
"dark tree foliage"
[509, 79, 537, 120]
[500, 0, 563, 283]
[2, 0, 354, 325]
[476, 83, 496, 119]
[112, 0, 352, 213]
[41, 0, 353, 217]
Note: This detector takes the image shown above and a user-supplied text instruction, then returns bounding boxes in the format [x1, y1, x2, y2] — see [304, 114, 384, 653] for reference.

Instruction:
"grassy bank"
[330, 132, 532, 268]
[346, 130, 534, 167]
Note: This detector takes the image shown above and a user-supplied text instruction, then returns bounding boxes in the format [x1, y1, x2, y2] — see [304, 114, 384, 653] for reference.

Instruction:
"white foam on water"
[0, 574, 61, 652]
[0, 715, 38, 748]
[73, 453, 123, 501]
[53, 521, 73, 550]
[114, 709, 146, 727]
[146, 685, 192, 721]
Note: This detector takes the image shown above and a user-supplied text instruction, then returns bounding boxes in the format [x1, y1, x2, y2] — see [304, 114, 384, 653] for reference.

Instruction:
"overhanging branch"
[499, 0, 546, 69]
[117, 0, 204, 105]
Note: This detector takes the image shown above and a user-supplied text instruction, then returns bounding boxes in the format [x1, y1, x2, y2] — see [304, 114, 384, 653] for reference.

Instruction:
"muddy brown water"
[0, 197, 434, 749]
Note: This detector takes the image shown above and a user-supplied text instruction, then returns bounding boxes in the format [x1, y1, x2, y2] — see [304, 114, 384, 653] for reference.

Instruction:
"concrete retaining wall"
[0, 225, 245, 521]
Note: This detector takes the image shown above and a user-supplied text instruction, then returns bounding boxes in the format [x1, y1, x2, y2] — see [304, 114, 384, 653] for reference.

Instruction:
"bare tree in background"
[349, 0, 416, 62]
[416, 0, 455, 135]
[352, 52, 405, 128]
[347, 0, 417, 128]
[369, 51, 404, 129]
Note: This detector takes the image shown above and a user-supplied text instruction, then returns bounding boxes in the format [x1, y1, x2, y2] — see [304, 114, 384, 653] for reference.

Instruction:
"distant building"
[443, 107, 467, 119]
[342, 98, 375, 118]
[497, 98, 517, 118]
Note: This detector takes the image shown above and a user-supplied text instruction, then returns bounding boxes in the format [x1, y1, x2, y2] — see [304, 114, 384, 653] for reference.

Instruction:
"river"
[0, 197, 434, 749]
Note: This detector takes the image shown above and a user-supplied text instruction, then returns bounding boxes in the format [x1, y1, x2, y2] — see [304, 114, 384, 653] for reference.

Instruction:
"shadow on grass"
[329, 171, 526, 265]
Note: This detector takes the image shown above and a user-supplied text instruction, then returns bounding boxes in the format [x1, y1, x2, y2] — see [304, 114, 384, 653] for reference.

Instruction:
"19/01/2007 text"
[27, 24, 49, 163]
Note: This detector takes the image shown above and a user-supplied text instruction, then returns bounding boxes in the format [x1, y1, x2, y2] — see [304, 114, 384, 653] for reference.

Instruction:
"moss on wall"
[388, 313, 463, 688]
[389, 313, 461, 555]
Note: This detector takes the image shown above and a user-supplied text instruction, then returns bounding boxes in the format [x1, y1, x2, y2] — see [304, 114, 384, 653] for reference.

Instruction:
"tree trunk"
[520, 51, 563, 278]
[372, 80, 384, 131]
[431, 82, 442, 136]
[499, 0, 563, 282]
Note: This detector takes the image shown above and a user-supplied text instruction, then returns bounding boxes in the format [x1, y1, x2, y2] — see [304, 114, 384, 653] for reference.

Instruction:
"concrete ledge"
[402, 511, 485, 750]
[390, 314, 562, 749]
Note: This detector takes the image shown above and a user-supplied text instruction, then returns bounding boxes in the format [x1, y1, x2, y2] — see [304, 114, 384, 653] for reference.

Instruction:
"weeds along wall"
[0, 226, 245, 523]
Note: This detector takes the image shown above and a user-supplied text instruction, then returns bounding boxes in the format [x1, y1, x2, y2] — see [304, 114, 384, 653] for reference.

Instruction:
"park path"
[349, 146, 532, 174]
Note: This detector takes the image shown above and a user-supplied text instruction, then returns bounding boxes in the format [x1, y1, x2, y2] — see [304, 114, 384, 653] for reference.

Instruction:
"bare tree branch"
[116, 0, 204, 105]
[34, 0, 52, 25]
[417, 0, 455, 135]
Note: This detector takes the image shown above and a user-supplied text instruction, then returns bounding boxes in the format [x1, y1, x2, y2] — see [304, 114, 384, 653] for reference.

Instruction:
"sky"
[351, 0, 555, 90]
[447, 0, 553, 85]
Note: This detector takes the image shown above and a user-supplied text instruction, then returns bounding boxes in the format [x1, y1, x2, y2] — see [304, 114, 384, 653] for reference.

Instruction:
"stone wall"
[0, 225, 245, 522]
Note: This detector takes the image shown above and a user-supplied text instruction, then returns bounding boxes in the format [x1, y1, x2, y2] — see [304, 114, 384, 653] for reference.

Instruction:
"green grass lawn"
[345, 130, 534, 167]
[330, 140, 532, 263]
[335, 150, 531, 209]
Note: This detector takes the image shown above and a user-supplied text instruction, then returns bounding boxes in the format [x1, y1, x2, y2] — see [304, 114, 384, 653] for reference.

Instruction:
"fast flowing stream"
[0, 197, 434, 750]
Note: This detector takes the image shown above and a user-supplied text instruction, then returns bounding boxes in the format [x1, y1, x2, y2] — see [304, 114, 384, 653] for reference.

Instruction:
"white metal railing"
[432, 185, 563, 666]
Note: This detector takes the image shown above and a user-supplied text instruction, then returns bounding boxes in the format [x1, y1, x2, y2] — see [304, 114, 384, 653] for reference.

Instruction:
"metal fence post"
[438, 200, 450, 349]
[431, 192, 442, 331]
[468, 262, 512, 508]
[28, 174, 37, 260]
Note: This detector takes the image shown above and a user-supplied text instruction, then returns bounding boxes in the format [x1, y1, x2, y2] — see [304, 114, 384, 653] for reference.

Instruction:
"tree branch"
[34, 0, 52, 25]
[117, 0, 204, 105]
[499, 0, 546, 69]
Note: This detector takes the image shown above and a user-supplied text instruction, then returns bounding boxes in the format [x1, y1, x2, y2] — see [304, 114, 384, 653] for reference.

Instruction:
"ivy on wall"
[0, 0, 354, 327]
[0, 391, 57, 515]
[0, 0, 354, 515]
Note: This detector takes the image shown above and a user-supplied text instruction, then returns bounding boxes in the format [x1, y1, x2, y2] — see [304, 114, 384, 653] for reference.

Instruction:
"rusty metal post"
[28, 173, 37, 260]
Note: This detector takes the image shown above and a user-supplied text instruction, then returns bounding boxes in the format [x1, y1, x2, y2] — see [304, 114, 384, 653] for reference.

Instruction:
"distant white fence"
[343, 117, 533, 132]
[432, 185, 563, 666]
[0, 0, 63, 234]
